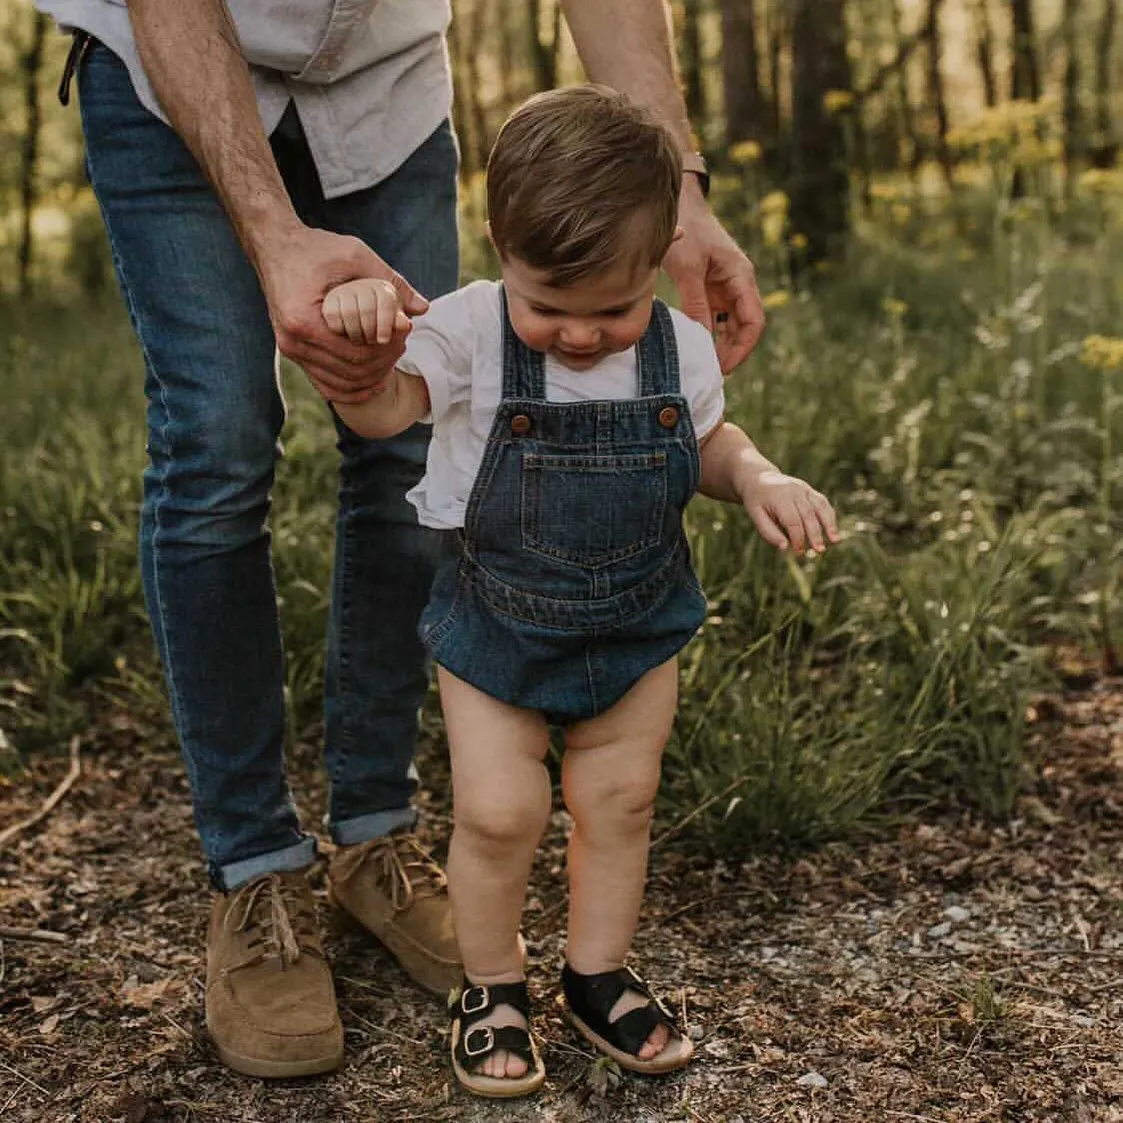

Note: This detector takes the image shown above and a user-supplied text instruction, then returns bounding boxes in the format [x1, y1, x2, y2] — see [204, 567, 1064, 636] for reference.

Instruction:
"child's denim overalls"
[420, 294, 707, 724]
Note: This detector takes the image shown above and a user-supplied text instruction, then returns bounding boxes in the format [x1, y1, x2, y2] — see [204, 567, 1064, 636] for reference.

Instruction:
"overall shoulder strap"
[499, 286, 546, 401]
[636, 299, 681, 396]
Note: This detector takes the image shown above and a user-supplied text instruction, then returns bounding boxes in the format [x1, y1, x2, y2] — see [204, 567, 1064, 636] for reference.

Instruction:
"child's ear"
[671, 225, 685, 243]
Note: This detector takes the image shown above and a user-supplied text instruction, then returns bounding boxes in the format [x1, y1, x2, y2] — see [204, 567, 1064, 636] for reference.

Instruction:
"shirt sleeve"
[671, 310, 726, 442]
[397, 284, 484, 425]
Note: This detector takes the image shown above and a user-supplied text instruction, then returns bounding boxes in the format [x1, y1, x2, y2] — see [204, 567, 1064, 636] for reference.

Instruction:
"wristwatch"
[681, 152, 710, 198]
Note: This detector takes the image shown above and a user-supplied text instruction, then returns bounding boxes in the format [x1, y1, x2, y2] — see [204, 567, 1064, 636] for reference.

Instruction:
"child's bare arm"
[322, 279, 431, 438]
[334, 367, 431, 439]
[699, 421, 839, 553]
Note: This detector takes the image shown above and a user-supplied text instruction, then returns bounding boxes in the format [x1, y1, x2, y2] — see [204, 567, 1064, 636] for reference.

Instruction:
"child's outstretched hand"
[322, 278, 412, 346]
[739, 467, 840, 554]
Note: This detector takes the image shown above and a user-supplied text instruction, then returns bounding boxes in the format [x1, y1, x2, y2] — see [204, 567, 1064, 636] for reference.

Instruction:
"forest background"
[1, 0, 1121, 850]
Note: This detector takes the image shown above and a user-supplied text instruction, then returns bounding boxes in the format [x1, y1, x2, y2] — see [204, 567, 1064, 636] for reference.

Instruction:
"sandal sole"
[451, 1056, 546, 1098]
[449, 1001, 545, 1098]
[557, 994, 694, 1075]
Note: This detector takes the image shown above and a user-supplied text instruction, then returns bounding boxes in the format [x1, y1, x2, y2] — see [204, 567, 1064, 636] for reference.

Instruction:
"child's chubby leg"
[562, 657, 680, 1061]
[439, 666, 552, 1081]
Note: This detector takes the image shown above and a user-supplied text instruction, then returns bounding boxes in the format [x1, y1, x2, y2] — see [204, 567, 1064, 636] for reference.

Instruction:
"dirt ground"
[2, 671, 1122, 1123]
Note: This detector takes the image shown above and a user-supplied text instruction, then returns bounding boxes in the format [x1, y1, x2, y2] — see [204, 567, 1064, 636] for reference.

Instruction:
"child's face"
[500, 254, 660, 372]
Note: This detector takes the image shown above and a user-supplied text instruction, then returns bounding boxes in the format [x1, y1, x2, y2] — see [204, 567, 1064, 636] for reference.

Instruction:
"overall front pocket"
[520, 451, 668, 568]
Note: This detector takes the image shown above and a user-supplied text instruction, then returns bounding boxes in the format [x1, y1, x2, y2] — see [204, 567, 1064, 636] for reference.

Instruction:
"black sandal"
[448, 977, 545, 1098]
[558, 963, 694, 1074]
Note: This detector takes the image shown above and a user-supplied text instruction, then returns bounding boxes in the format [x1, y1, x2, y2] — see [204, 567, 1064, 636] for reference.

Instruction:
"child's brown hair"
[486, 85, 682, 287]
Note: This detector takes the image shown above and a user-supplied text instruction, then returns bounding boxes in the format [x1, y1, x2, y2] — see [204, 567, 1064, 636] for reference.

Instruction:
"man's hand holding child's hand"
[736, 465, 840, 555]
[321, 279, 411, 396]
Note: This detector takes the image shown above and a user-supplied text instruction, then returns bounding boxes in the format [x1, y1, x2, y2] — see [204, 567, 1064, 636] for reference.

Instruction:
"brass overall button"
[511, 414, 532, 436]
[658, 406, 679, 429]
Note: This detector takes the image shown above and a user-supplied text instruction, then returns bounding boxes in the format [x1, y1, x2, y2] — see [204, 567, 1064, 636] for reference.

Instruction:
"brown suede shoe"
[328, 832, 461, 996]
[206, 871, 344, 1078]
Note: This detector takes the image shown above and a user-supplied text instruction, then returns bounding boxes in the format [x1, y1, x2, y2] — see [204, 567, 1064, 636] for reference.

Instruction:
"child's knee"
[568, 772, 660, 834]
[455, 786, 550, 851]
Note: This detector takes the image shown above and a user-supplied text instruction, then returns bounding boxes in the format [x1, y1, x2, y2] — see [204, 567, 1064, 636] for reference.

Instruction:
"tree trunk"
[1093, 0, 1118, 166]
[924, 0, 954, 191]
[1063, 0, 1085, 192]
[681, 0, 707, 126]
[764, 0, 787, 171]
[1010, 0, 1042, 196]
[19, 11, 49, 298]
[528, 0, 563, 92]
[972, 0, 998, 107]
[789, 0, 851, 264]
[1010, 0, 1042, 103]
[721, 0, 762, 146]
[496, 0, 519, 116]
[447, 4, 473, 176]
[883, 0, 920, 176]
[464, 0, 493, 171]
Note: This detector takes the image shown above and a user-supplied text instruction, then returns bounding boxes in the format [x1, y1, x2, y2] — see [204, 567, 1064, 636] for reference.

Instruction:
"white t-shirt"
[399, 280, 725, 530]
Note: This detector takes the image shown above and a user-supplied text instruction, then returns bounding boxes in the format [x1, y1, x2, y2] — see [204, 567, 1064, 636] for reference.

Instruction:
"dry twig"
[650, 772, 751, 851]
[0, 735, 81, 851]
[0, 926, 68, 944]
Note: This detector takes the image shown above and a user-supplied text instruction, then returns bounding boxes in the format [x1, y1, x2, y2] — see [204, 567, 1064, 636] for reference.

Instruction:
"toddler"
[321, 86, 838, 1098]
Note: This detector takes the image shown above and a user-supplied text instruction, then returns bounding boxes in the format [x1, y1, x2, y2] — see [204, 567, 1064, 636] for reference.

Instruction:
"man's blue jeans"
[78, 42, 459, 890]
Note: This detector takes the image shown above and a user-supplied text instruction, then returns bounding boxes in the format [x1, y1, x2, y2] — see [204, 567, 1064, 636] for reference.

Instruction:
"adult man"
[40, 0, 764, 1078]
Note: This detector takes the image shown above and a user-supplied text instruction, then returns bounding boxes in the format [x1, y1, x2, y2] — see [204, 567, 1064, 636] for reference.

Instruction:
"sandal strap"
[562, 963, 680, 1058]
[448, 977, 531, 1022]
[454, 1024, 536, 1071]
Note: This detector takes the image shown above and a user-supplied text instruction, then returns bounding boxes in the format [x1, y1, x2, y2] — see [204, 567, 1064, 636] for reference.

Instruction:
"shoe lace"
[336, 833, 447, 913]
[229, 873, 319, 968]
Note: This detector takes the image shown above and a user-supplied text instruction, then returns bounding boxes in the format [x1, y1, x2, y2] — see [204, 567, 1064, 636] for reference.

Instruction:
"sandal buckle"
[463, 1025, 495, 1057]
[461, 985, 490, 1015]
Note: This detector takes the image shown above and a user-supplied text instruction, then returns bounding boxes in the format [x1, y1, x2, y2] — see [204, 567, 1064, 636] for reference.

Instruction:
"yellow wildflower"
[762, 213, 786, 246]
[882, 297, 909, 319]
[1078, 168, 1123, 196]
[823, 89, 855, 114]
[762, 290, 792, 310]
[758, 190, 790, 216]
[892, 203, 912, 223]
[1081, 334, 1123, 371]
[730, 139, 763, 165]
[870, 182, 899, 201]
[789, 232, 809, 250]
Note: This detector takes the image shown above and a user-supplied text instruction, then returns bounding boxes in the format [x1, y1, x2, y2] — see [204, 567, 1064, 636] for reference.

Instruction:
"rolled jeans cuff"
[215, 836, 319, 892]
[332, 806, 418, 847]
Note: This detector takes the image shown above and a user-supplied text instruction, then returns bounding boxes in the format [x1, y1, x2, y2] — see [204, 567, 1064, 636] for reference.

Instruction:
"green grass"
[1, 173, 1120, 850]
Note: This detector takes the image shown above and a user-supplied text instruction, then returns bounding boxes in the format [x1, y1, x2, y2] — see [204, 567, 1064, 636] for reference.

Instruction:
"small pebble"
[944, 905, 971, 923]
[797, 1071, 829, 1088]
[927, 921, 952, 938]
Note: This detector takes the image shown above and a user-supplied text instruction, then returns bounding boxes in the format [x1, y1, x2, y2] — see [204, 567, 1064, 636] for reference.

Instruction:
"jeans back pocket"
[520, 451, 668, 569]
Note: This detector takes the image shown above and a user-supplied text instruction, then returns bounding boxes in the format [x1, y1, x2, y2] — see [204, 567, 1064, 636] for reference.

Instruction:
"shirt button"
[658, 406, 679, 429]
[511, 414, 532, 436]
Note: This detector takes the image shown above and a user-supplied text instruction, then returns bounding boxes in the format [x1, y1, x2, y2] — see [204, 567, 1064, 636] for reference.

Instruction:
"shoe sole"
[212, 1038, 344, 1079]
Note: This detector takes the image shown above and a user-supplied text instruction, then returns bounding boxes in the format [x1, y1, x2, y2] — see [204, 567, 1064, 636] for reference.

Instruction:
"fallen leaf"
[121, 978, 177, 1009]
